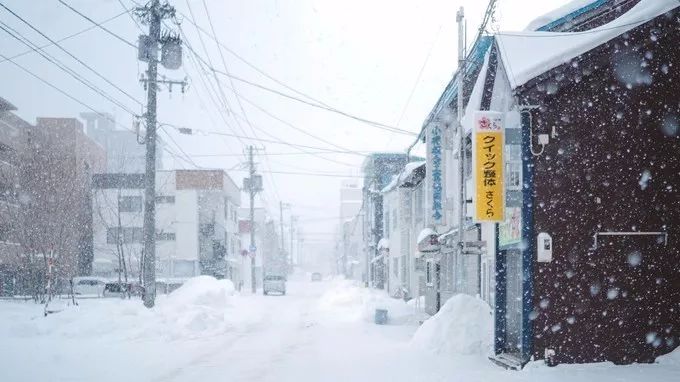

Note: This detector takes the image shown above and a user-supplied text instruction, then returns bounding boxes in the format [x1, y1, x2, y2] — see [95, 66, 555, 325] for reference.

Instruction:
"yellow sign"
[473, 112, 504, 222]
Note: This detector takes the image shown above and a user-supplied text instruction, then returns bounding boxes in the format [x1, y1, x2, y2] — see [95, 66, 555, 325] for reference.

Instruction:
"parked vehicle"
[72, 277, 107, 297]
[102, 281, 143, 298]
[263, 275, 286, 295]
[311, 272, 323, 282]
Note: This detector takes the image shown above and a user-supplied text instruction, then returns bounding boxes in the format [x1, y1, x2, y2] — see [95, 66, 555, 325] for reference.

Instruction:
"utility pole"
[290, 215, 295, 265]
[279, 201, 285, 252]
[247, 146, 260, 293]
[136, 0, 184, 308]
[456, 7, 467, 295]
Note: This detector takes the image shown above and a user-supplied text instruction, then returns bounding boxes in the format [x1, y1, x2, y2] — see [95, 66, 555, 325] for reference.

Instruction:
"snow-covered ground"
[1, 276, 678, 382]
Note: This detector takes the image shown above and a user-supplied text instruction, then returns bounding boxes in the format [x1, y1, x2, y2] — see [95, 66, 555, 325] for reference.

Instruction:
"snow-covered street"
[1, 276, 679, 382]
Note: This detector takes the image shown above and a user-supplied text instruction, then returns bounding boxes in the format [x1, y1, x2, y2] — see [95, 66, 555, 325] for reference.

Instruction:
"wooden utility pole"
[136, 0, 185, 308]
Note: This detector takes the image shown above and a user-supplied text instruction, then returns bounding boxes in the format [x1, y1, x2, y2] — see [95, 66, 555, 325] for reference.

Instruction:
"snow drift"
[411, 294, 493, 355]
[317, 279, 417, 325]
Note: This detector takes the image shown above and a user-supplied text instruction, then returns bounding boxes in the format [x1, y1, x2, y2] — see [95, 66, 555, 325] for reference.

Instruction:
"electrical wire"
[0, 22, 138, 116]
[0, 2, 143, 107]
[57, 0, 137, 49]
[0, 9, 128, 64]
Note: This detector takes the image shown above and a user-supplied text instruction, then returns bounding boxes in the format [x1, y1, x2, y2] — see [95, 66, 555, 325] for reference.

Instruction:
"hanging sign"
[473, 111, 504, 222]
[428, 125, 445, 225]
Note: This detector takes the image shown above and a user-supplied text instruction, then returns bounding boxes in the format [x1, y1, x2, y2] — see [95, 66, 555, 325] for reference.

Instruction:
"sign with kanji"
[428, 125, 446, 225]
[473, 111, 504, 222]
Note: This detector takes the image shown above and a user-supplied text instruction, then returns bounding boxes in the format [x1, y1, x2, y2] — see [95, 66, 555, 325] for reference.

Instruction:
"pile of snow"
[317, 279, 418, 325]
[155, 276, 236, 338]
[411, 294, 492, 355]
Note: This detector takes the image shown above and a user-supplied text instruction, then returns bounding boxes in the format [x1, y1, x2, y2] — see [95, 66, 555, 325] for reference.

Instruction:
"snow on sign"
[473, 111, 504, 222]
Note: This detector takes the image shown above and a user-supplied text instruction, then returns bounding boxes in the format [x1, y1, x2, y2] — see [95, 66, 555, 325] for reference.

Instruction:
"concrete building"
[0, 97, 27, 295]
[23, 117, 106, 283]
[381, 161, 426, 298]
[361, 153, 410, 289]
[238, 207, 281, 291]
[337, 179, 363, 277]
[81, 112, 163, 173]
[91, 170, 241, 287]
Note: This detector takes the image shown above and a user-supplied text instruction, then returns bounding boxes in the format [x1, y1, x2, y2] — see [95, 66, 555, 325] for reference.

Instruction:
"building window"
[414, 257, 425, 272]
[106, 227, 143, 244]
[173, 260, 196, 277]
[414, 188, 424, 222]
[392, 209, 397, 232]
[464, 135, 472, 179]
[384, 211, 390, 234]
[505, 145, 522, 191]
[118, 196, 142, 212]
[426, 261, 432, 285]
[155, 195, 175, 204]
[156, 232, 176, 241]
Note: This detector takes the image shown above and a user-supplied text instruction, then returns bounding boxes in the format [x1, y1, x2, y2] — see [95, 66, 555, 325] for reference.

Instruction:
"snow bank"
[155, 276, 236, 338]
[6, 276, 239, 341]
[411, 294, 492, 355]
[317, 279, 417, 325]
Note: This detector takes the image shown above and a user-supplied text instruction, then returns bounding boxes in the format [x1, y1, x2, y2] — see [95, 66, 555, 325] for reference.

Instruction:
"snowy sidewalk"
[0, 277, 678, 381]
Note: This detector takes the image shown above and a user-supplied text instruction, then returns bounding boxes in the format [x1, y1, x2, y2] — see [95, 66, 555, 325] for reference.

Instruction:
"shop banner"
[473, 111, 504, 222]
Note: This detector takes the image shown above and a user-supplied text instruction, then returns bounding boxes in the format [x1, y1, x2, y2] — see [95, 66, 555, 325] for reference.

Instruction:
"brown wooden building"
[476, 0, 680, 368]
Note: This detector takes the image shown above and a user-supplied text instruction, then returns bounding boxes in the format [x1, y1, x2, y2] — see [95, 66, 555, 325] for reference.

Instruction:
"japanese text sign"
[473, 111, 504, 222]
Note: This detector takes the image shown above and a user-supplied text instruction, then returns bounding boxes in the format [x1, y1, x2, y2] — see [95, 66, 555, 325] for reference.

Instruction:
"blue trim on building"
[519, 111, 536, 363]
[536, 0, 607, 31]
[422, 36, 494, 127]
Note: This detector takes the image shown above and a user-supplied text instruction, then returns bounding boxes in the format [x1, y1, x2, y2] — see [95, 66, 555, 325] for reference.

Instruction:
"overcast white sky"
[1, 0, 575, 265]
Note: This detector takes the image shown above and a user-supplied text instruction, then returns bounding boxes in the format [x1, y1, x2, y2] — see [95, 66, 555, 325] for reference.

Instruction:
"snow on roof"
[417, 228, 435, 245]
[497, 0, 679, 89]
[461, 51, 491, 133]
[398, 160, 426, 184]
[524, 0, 603, 31]
[380, 174, 400, 193]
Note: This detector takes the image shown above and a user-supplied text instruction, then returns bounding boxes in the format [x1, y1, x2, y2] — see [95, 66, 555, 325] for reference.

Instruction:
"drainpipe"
[456, 7, 467, 285]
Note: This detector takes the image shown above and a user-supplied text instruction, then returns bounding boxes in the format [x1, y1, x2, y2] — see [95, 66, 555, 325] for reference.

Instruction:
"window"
[156, 232, 176, 241]
[384, 211, 390, 234]
[155, 195, 175, 204]
[414, 187, 424, 222]
[173, 260, 196, 277]
[392, 209, 397, 231]
[464, 135, 472, 179]
[106, 227, 143, 244]
[414, 257, 425, 272]
[118, 196, 142, 212]
[426, 261, 432, 285]
[505, 145, 522, 191]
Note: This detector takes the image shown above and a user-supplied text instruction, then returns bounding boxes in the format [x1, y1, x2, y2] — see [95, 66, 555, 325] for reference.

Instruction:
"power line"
[0, 49, 201, 177]
[231, 169, 363, 178]
[57, 0, 137, 49]
[0, 10, 127, 64]
[0, 2, 143, 107]
[161, 122, 368, 156]
[0, 21, 138, 116]
[189, 149, 371, 157]
[117, 0, 144, 32]
[175, 8, 333, 109]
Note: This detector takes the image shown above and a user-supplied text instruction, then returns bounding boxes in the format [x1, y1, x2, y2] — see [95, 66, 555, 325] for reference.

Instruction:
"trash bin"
[374, 308, 388, 325]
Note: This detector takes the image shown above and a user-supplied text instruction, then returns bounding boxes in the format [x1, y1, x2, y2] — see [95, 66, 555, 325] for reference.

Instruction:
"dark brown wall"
[524, 13, 680, 364]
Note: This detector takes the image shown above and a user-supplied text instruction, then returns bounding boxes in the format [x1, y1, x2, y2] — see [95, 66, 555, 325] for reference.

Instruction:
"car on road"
[72, 277, 107, 297]
[102, 281, 143, 298]
[311, 272, 323, 282]
[263, 275, 286, 295]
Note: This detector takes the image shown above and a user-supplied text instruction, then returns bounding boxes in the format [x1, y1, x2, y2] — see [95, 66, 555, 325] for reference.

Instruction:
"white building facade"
[91, 170, 241, 287]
